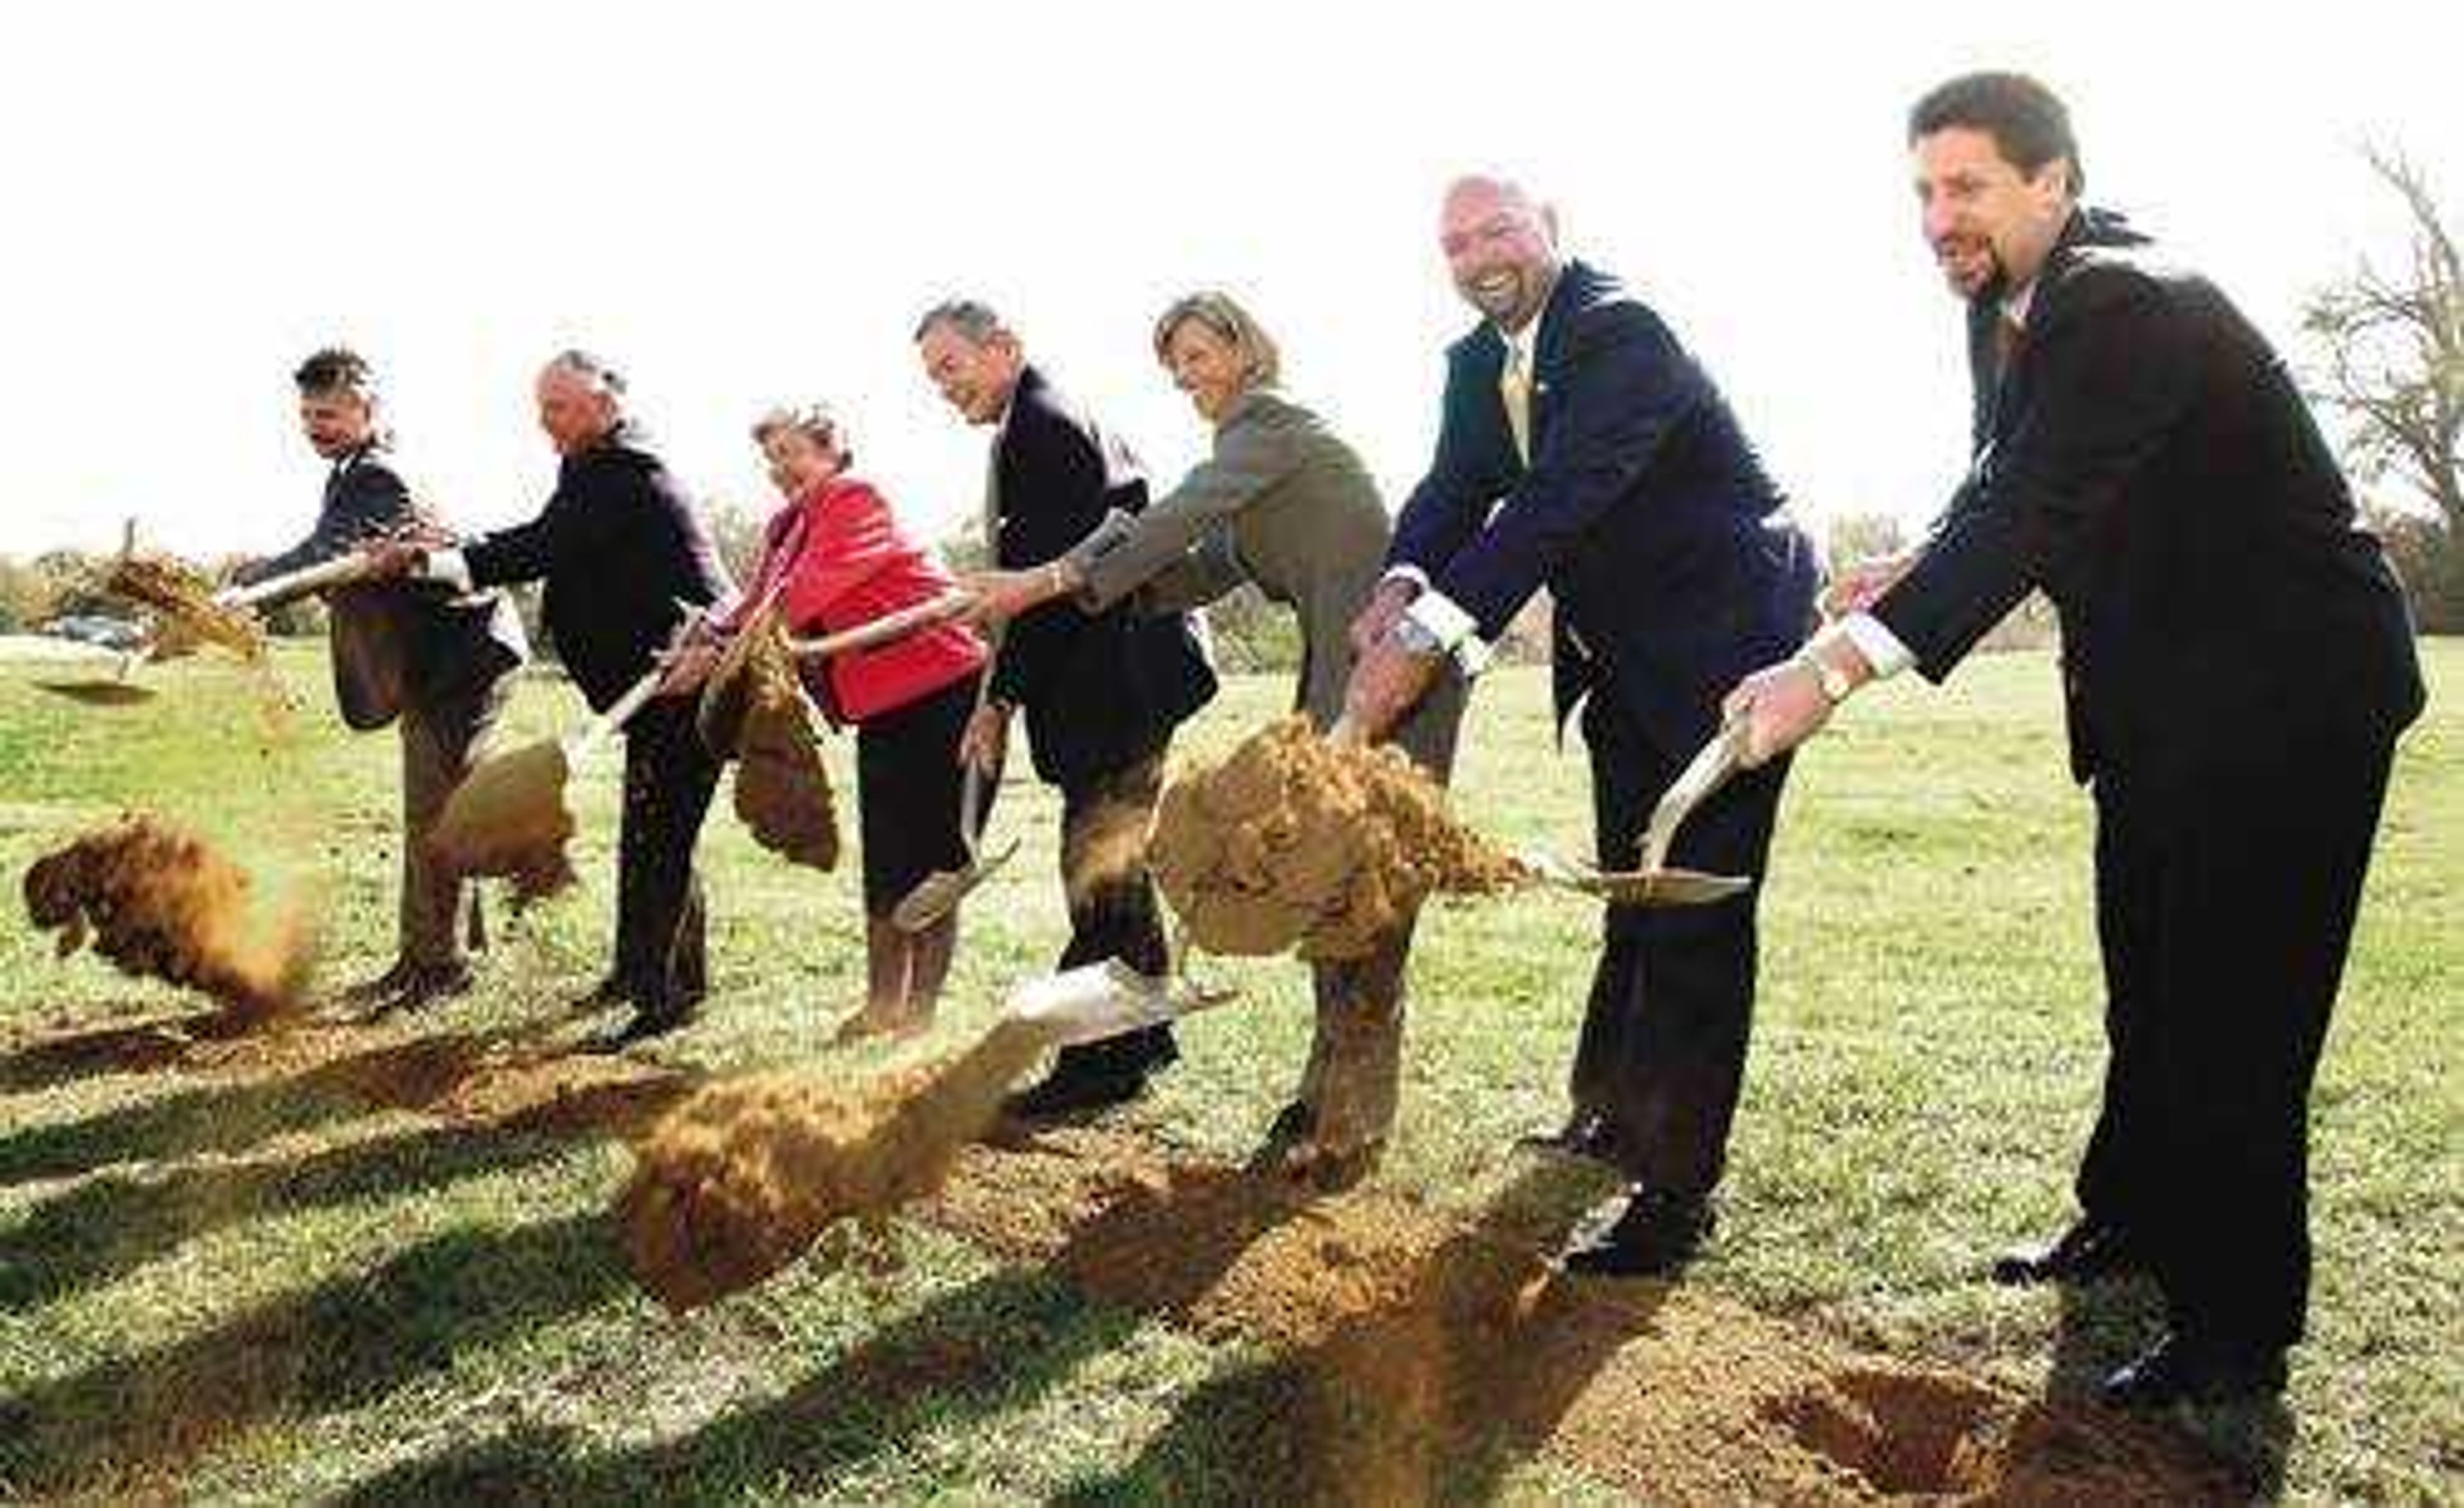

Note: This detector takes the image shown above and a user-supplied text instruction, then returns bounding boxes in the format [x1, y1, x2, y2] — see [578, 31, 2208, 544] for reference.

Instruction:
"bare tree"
[2304, 148, 2462, 624]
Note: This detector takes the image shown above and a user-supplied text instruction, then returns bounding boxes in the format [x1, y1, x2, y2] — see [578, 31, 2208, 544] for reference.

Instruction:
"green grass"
[1, 641, 2456, 1503]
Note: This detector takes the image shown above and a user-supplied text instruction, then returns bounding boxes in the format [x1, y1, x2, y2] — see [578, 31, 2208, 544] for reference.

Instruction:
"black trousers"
[1044, 746, 1176, 1080]
[1569, 691, 1792, 1197]
[2080, 726, 2394, 1350]
[615, 696, 723, 1014]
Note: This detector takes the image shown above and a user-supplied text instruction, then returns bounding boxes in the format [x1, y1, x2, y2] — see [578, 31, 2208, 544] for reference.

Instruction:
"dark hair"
[1908, 71, 2083, 194]
[293, 345, 377, 398]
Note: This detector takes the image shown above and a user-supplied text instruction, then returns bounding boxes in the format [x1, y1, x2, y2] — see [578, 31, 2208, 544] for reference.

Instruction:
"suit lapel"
[1525, 261, 1598, 461]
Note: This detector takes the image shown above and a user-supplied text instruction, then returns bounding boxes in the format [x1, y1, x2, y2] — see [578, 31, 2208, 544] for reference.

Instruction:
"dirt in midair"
[726, 623, 839, 872]
[101, 554, 265, 663]
[425, 739, 578, 904]
[22, 814, 314, 1026]
[1148, 717, 1525, 961]
[617, 1018, 1046, 1312]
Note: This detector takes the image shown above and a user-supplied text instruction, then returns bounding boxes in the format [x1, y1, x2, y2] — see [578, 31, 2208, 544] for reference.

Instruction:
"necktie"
[1500, 342, 1534, 463]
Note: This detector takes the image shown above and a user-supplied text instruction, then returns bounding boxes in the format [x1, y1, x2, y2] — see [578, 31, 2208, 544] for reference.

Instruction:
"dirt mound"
[726, 623, 838, 871]
[101, 554, 264, 662]
[616, 1018, 1045, 1312]
[427, 741, 578, 904]
[1148, 717, 1523, 961]
[22, 814, 314, 1026]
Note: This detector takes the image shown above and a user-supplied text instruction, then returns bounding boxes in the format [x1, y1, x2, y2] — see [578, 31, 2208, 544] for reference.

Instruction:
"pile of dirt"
[1149, 717, 1524, 961]
[726, 624, 839, 871]
[427, 741, 578, 904]
[101, 554, 264, 662]
[617, 1018, 1046, 1312]
[21, 814, 313, 1026]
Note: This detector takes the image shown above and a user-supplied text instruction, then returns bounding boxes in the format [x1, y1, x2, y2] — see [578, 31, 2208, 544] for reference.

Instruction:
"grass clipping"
[1149, 716, 1524, 961]
[22, 813, 313, 1025]
[427, 740, 578, 904]
[618, 1018, 1045, 1311]
[102, 553, 265, 662]
[702, 613, 839, 871]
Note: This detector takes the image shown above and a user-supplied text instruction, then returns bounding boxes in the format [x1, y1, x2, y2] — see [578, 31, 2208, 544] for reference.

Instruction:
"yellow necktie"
[1500, 342, 1534, 463]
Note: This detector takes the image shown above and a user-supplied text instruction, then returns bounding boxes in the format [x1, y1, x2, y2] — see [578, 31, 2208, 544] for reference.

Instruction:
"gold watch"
[1797, 645, 1854, 705]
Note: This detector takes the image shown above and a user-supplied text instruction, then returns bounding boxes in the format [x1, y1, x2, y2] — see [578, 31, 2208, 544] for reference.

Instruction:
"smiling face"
[535, 364, 620, 456]
[1439, 177, 1562, 334]
[916, 321, 1024, 427]
[1912, 125, 2073, 300]
[298, 388, 375, 461]
[758, 424, 843, 500]
[1159, 316, 1251, 424]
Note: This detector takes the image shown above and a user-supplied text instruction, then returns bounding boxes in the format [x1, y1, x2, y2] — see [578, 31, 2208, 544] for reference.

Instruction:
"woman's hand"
[963, 563, 1067, 627]
[958, 698, 1011, 774]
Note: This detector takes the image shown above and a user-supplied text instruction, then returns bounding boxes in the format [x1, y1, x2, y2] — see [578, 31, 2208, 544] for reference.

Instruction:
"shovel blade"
[889, 837, 1020, 933]
[1002, 960, 1240, 1049]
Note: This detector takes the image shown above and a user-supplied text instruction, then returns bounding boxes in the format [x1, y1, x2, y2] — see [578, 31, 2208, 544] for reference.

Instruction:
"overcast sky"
[1, 2, 2454, 563]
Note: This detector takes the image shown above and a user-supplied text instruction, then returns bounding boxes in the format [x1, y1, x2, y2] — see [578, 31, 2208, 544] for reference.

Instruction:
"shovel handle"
[214, 553, 378, 613]
[783, 592, 975, 662]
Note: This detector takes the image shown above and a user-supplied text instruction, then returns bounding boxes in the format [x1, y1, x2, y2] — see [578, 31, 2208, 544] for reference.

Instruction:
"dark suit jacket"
[1387, 260, 1817, 753]
[462, 422, 728, 711]
[235, 444, 526, 730]
[991, 365, 1215, 789]
[1876, 210, 2426, 796]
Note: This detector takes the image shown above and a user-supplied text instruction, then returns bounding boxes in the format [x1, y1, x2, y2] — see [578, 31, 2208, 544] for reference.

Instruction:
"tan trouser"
[398, 684, 506, 968]
[1296, 915, 1417, 1154]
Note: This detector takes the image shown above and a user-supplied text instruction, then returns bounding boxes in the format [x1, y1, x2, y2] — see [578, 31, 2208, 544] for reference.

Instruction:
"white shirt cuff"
[1839, 611, 1914, 680]
[1380, 564, 1431, 593]
[418, 547, 475, 595]
[1402, 589, 1493, 678]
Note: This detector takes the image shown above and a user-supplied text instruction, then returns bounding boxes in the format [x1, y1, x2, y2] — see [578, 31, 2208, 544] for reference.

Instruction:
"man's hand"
[963, 565, 1058, 628]
[959, 699, 1011, 775]
[1340, 632, 1441, 744]
[1723, 656, 1834, 767]
[656, 640, 722, 698]
[358, 539, 427, 580]
[1819, 551, 1916, 621]
[1348, 578, 1421, 658]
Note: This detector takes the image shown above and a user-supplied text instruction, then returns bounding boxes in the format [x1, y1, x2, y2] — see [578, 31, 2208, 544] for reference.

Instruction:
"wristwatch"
[1389, 613, 1444, 657]
[1797, 644, 1853, 705]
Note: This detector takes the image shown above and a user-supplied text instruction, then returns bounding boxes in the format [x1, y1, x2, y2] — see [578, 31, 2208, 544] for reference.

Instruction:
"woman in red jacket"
[681, 402, 988, 1039]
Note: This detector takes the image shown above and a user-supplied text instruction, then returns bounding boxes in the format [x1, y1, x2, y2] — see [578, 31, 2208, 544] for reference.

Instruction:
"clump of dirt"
[728, 624, 838, 871]
[617, 1017, 1045, 1311]
[21, 814, 314, 1026]
[427, 741, 578, 904]
[1148, 717, 1524, 961]
[101, 554, 264, 662]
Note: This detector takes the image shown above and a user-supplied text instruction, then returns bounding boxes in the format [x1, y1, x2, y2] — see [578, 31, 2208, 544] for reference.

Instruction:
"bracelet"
[1794, 645, 1854, 705]
[1045, 560, 1068, 598]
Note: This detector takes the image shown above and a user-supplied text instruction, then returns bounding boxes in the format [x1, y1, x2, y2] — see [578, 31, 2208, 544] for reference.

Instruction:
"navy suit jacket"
[1876, 210, 2424, 795]
[1388, 260, 1815, 753]
[236, 444, 526, 730]
[991, 366, 1215, 789]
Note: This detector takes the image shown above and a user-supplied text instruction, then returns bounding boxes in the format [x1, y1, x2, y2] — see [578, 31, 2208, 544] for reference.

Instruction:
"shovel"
[890, 628, 1015, 935]
[1521, 713, 1755, 908]
[1000, 957, 1242, 1050]
[209, 551, 380, 614]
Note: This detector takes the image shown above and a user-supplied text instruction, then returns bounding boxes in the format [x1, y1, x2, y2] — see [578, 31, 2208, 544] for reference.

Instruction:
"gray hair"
[750, 401, 853, 468]
[544, 347, 628, 397]
[1152, 291, 1281, 391]
[911, 298, 1011, 347]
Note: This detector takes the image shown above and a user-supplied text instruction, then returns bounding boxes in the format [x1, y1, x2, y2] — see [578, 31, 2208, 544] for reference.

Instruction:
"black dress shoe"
[1001, 1067, 1152, 1122]
[2100, 1332, 2289, 1409]
[1515, 1111, 1621, 1166]
[1990, 1217, 2143, 1286]
[590, 998, 696, 1053]
[341, 961, 418, 1006]
[1262, 1099, 1317, 1145]
[366, 963, 476, 1018]
[1562, 1190, 1716, 1278]
[574, 974, 635, 1015]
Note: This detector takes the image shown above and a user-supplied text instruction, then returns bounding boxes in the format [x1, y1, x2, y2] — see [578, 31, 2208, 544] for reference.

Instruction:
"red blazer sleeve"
[778, 483, 900, 633]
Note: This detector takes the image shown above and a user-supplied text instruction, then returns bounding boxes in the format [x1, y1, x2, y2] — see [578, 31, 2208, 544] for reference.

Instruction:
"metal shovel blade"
[1520, 849, 1752, 908]
[890, 835, 1020, 934]
[1002, 959, 1241, 1050]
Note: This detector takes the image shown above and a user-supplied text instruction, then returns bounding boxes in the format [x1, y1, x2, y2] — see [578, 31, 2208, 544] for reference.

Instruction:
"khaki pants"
[1296, 916, 1417, 1153]
[397, 680, 508, 969]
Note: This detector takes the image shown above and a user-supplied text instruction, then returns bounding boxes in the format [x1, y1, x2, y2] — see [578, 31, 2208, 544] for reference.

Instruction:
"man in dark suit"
[234, 347, 527, 1013]
[1345, 176, 1818, 1274]
[914, 300, 1217, 1118]
[369, 350, 732, 1049]
[1730, 73, 2424, 1405]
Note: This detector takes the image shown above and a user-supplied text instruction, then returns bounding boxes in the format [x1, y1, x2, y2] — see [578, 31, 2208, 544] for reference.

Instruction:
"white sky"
[1, 2, 2454, 561]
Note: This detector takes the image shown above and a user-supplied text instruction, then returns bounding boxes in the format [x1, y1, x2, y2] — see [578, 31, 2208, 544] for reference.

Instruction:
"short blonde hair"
[1152, 291, 1280, 391]
[750, 402, 853, 468]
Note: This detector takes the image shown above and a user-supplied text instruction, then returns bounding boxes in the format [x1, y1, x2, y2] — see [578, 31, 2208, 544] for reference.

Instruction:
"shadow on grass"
[1052, 1158, 1627, 1505]
[0, 1063, 692, 1313]
[0, 1005, 227, 1093]
[0, 1208, 628, 1499]
[2051, 1275, 2293, 1500]
[0, 1025, 518, 1187]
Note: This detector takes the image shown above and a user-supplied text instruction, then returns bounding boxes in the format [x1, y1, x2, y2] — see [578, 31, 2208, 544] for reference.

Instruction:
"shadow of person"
[1052, 1157, 1633, 1505]
[0, 1006, 217, 1093]
[0, 1208, 628, 1499]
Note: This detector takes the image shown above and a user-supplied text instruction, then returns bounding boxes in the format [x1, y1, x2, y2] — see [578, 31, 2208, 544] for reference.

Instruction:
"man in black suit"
[369, 350, 732, 1048]
[234, 347, 527, 1013]
[914, 300, 1216, 1117]
[1730, 73, 2424, 1405]
[1345, 176, 1818, 1275]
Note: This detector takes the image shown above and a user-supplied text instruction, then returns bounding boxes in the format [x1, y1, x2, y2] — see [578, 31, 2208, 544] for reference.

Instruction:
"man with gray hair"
[368, 349, 731, 1048]
[233, 346, 528, 1013]
[915, 300, 1216, 1118]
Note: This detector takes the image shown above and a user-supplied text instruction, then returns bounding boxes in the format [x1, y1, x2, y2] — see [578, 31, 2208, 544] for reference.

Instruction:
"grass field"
[0, 640, 2455, 1504]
